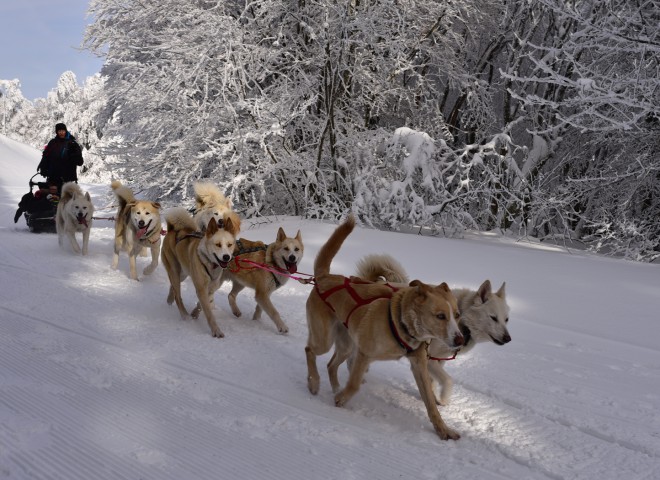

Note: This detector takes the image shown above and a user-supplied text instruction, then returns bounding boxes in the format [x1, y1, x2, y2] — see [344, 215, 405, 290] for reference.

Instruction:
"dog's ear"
[152, 202, 161, 210]
[206, 217, 219, 236]
[409, 280, 431, 303]
[295, 230, 302, 242]
[224, 217, 237, 236]
[496, 282, 506, 298]
[277, 227, 286, 242]
[476, 280, 492, 304]
[85, 192, 91, 201]
[436, 282, 451, 294]
[409, 279, 432, 293]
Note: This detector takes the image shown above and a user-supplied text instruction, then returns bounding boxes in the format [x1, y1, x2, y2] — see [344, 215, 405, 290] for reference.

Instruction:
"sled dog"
[217, 227, 304, 334]
[305, 215, 464, 440]
[111, 180, 162, 280]
[356, 253, 511, 405]
[161, 207, 238, 338]
[193, 181, 242, 234]
[55, 182, 94, 255]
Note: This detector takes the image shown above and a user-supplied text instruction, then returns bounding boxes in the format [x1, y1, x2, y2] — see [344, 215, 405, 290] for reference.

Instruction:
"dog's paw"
[437, 395, 450, 406]
[334, 392, 348, 407]
[143, 265, 157, 276]
[277, 325, 289, 335]
[307, 376, 320, 395]
[231, 307, 242, 318]
[436, 426, 460, 441]
[211, 327, 225, 338]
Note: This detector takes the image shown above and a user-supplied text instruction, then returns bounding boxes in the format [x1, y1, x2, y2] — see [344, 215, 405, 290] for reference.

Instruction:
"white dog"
[55, 182, 94, 255]
[356, 253, 511, 405]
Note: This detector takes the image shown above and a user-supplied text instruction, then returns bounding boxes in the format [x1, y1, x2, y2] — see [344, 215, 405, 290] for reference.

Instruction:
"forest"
[2, 0, 658, 261]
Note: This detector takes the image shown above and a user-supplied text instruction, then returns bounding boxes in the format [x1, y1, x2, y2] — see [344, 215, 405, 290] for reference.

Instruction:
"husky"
[213, 226, 304, 334]
[305, 216, 464, 440]
[55, 182, 94, 255]
[356, 253, 511, 405]
[110, 180, 162, 280]
[161, 207, 238, 338]
[193, 181, 242, 234]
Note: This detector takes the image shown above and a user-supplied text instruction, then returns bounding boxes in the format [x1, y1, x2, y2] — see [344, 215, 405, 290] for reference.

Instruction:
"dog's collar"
[142, 229, 161, 244]
[426, 324, 470, 362]
[388, 301, 416, 354]
[137, 222, 161, 244]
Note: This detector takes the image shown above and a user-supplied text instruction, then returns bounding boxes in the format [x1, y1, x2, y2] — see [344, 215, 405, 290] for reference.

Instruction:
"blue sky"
[0, 1, 104, 100]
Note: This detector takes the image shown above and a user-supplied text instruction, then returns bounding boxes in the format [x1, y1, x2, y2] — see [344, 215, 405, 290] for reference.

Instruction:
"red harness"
[315, 277, 398, 327]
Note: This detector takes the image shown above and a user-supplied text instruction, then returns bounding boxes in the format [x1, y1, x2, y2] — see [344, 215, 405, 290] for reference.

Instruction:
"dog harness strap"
[271, 272, 282, 289]
[236, 239, 267, 255]
[200, 252, 221, 279]
[316, 276, 395, 327]
[388, 302, 415, 353]
[176, 232, 203, 244]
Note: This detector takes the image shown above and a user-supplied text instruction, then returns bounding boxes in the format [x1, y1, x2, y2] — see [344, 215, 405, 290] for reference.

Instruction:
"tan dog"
[305, 215, 465, 440]
[356, 253, 511, 405]
[218, 227, 304, 334]
[161, 207, 238, 338]
[55, 182, 94, 255]
[193, 181, 242, 234]
[111, 180, 162, 280]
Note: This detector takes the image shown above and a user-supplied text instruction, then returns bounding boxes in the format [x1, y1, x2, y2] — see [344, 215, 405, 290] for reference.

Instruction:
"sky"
[1, 133, 659, 479]
[0, 1, 104, 100]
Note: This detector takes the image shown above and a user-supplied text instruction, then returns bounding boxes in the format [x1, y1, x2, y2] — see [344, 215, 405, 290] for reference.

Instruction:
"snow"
[1, 133, 659, 480]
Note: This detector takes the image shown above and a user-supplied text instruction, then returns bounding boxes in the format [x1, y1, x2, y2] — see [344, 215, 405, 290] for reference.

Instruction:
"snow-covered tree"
[81, 0, 659, 261]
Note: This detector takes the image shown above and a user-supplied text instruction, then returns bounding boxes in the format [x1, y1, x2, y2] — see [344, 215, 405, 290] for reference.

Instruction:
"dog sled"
[14, 173, 59, 233]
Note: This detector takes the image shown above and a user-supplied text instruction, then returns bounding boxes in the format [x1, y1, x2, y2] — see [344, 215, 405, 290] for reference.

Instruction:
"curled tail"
[60, 182, 84, 203]
[355, 254, 410, 284]
[111, 180, 135, 212]
[193, 181, 230, 209]
[165, 207, 198, 233]
[314, 215, 356, 277]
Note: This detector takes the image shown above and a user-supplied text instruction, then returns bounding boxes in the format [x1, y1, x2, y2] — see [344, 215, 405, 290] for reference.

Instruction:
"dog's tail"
[111, 180, 135, 212]
[355, 254, 410, 284]
[60, 182, 84, 204]
[314, 215, 356, 277]
[165, 207, 198, 233]
[193, 181, 229, 208]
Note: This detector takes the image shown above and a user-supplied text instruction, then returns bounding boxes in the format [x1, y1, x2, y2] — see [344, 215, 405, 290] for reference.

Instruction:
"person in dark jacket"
[37, 122, 84, 191]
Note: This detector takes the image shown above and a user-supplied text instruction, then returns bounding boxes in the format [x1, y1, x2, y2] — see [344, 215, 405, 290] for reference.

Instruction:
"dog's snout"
[138, 220, 145, 228]
[502, 333, 512, 344]
[453, 333, 464, 347]
[222, 254, 231, 262]
[288, 254, 296, 262]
